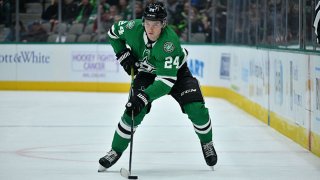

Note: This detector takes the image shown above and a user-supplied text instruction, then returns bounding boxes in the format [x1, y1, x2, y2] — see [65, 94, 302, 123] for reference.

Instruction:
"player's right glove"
[125, 89, 149, 116]
[116, 48, 139, 75]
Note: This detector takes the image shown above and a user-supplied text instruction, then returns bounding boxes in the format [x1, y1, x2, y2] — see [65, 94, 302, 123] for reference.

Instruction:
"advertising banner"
[0, 45, 18, 80]
[183, 45, 229, 87]
[234, 48, 269, 108]
[311, 55, 320, 134]
[248, 49, 269, 109]
[269, 51, 309, 128]
[0, 44, 129, 82]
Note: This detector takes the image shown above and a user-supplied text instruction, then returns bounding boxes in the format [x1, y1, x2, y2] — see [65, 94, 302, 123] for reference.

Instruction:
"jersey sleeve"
[107, 20, 136, 54]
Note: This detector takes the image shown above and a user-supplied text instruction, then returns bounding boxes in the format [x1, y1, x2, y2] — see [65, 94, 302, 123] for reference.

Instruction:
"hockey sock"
[111, 108, 147, 153]
[183, 102, 212, 143]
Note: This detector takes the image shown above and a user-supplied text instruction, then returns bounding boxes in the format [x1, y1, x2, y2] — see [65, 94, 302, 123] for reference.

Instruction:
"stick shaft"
[128, 67, 135, 174]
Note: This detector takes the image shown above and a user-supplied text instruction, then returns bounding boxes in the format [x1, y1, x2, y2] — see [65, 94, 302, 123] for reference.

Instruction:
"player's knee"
[183, 102, 209, 121]
[122, 108, 147, 126]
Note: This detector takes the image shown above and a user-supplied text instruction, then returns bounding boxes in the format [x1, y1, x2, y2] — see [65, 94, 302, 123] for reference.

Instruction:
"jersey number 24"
[164, 56, 180, 69]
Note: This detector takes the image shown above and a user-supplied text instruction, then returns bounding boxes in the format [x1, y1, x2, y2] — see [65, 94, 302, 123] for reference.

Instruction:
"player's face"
[144, 19, 163, 41]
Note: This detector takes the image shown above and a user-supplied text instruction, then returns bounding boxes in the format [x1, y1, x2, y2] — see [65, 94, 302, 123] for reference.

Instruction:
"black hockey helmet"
[143, 2, 167, 22]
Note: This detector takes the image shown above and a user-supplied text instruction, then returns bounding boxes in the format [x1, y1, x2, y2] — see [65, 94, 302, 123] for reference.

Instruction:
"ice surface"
[0, 91, 320, 180]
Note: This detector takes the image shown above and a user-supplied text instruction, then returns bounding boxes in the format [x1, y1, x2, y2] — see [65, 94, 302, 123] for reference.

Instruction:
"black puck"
[128, 175, 138, 179]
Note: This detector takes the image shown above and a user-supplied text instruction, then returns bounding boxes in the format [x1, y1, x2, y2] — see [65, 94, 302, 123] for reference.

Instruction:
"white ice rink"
[0, 91, 320, 180]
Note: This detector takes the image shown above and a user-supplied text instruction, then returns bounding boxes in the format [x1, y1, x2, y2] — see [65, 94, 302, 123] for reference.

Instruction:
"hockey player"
[314, 1, 320, 44]
[98, 2, 217, 171]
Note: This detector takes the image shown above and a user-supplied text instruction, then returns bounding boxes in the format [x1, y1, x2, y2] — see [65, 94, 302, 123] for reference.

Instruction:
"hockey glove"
[126, 90, 149, 116]
[116, 48, 139, 75]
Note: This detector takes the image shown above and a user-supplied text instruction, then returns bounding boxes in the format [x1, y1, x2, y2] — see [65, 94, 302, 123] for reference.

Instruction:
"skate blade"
[98, 165, 107, 172]
[210, 166, 214, 171]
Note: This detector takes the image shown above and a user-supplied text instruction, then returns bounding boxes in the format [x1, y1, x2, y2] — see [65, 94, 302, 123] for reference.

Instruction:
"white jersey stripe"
[193, 118, 212, 134]
[108, 25, 119, 39]
[119, 119, 131, 132]
[116, 128, 131, 139]
[116, 120, 137, 139]
[193, 119, 211, 129]
[194, 123, 212, 134]
[156, 76, 177, 81]
[178, 48, 188, 68]
[155, 78, 174, 88]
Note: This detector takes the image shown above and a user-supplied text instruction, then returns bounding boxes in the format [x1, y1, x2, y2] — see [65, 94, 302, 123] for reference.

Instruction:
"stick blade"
[120, 168, 138, 179]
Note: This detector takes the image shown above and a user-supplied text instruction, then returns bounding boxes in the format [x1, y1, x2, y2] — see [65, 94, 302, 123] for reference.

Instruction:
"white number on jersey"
[118, 21, 126, 26]
[164, 56, 180, 69]
[118, 21, 127, 35]
[118, 26, 124, 35]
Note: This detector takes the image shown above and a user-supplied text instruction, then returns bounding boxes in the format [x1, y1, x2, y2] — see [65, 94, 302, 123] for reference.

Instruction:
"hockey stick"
[120, 67, 138, 179]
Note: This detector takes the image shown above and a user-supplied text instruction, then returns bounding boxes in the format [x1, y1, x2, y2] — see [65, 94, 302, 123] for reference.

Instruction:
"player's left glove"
[116, 48, 139, 75]
[125, 89, 149, 116]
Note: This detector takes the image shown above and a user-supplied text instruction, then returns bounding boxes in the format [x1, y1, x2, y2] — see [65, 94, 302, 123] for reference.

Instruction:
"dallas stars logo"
[140, 49, 156, 73]
[126, 20, 135, 29]
[139, 60, 156, 73]
[163, 42, 174, 53]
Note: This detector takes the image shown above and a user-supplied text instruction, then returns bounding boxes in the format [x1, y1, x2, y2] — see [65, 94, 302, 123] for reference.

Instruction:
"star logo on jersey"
[163, 42, 174, 53]
[143, 49, 150, 60]
[139, 60, 156, 73]
[126, 20, 135, 29]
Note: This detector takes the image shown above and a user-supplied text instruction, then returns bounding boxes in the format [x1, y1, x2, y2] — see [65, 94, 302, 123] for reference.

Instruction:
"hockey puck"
[128, 175, 138, 179]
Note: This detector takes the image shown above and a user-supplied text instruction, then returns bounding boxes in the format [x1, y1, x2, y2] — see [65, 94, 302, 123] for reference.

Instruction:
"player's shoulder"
[118, 19, 143, 30]
[110, 19, 143, 38]
[156, 26, 182, 55]
[161, 26, 180, 43]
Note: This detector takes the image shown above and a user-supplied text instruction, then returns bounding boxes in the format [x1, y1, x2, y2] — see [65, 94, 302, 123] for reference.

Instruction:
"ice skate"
[98, 149, 122, 172]
[201, 141, 217, 169]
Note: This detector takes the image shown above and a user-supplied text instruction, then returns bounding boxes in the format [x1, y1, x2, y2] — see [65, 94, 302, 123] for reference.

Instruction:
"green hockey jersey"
[107, 19, 188, 101]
